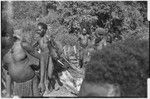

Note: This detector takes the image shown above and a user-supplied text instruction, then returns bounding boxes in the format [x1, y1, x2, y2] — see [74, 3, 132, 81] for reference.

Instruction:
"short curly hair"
[37, 22, 47, 30]
[84, 37, 149, 97]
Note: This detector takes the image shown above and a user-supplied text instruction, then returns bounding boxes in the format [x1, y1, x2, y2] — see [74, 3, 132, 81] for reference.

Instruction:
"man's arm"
[55, 40, 63, 57]
[6, 72, 12, 97]
[21, 41, 40, 60]
[32, 41, 39, 48]
[38, 52, 46, 94]
[1, 37, 14, 58]
[40, 54, 46, 83]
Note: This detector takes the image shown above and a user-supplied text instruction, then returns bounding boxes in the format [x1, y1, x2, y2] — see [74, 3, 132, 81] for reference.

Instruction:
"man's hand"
[21, 41, 40, 60]
[38, 82, 46, 95]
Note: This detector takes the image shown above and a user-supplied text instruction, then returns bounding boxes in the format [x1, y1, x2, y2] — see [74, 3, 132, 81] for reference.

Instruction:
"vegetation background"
[1, 1, 149, 46]
[1, 1, 149, 97]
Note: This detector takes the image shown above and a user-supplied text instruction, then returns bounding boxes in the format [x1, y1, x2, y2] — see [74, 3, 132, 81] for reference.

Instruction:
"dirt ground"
[44, 60, 84, 97]
[44, 82, 77, 97]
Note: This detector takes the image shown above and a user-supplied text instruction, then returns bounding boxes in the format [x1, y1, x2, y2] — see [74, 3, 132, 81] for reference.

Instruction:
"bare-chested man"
[94, 28, 107, 50]
[3, 30, 40, 97]
[32, 22, 55, 94]
[78, 28, 91, 68]
[22, 22, 55, 93]
[36, 23, 50, 94]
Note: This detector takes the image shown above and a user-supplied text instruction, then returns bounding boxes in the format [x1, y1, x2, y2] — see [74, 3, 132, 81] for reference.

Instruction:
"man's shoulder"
[3, 49, 12, 64]
[21, 41, 33, 49]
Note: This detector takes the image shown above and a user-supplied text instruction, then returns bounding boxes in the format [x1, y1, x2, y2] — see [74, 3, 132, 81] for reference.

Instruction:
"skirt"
[13, 74, 40, 97]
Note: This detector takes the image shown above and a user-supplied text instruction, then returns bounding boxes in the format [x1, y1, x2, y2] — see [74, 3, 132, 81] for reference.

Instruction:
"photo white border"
[0, 0, 149, 99]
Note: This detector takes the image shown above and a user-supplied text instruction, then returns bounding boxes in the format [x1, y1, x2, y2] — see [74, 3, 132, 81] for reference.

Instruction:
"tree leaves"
[2, 1, 148, 46]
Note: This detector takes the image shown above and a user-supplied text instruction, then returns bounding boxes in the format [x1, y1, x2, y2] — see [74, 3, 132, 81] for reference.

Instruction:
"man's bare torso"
[79, 34, 89, 48]
[38, 35, 49, 53]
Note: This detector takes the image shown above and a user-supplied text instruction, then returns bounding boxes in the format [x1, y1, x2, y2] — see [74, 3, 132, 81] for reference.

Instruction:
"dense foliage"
[2, 1, 149, 46]
[1, 1, 149, 97]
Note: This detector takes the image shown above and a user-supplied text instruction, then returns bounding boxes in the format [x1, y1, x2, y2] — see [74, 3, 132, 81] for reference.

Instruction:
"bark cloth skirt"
[13, 55, 41, 97]
[13, 72, 41, 97]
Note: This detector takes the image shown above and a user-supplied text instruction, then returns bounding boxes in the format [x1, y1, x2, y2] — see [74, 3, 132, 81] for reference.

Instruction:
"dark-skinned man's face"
[37, 25, 46, 37]
[82, 28, 87, 35]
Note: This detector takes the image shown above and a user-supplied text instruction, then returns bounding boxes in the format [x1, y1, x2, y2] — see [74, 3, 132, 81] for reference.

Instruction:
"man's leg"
[48, 76, 56, 91]
[83, 48, 89, 65]
[33, 75, 41, 96]
[38, 52, 49, 95]
[47, 56, 54, 91]
[47, 56, 54, 80]
[54, 72, 63, 87]
[79, 49, 84, 68]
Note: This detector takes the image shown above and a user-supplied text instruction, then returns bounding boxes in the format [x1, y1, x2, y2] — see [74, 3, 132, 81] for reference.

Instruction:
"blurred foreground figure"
[1, 17, 14, 58]
[3, 30, 41, 97]
[1, 16, 14, 97]
[79, 37, 149, 97]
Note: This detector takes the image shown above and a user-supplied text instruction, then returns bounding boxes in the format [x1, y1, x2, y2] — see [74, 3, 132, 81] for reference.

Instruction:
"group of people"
[1, 19, 149, 97]
[78, 36, 149, 97]
[76, 25, 149, 97]
[2, 22, 68, 97]
[77, 27, 109, 68]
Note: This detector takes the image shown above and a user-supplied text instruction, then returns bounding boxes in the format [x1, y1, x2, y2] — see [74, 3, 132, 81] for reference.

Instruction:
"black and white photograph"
[1, 0, 149, 98]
